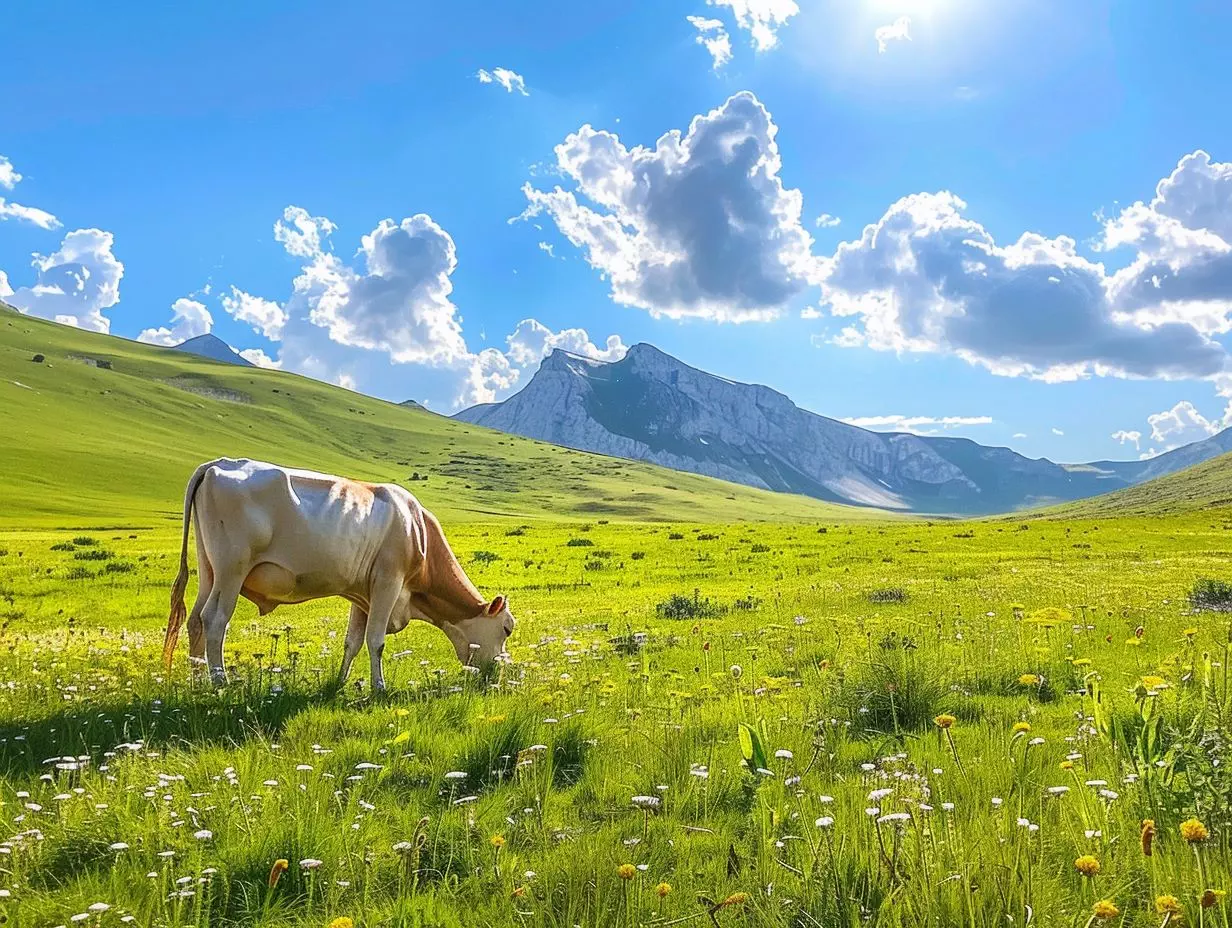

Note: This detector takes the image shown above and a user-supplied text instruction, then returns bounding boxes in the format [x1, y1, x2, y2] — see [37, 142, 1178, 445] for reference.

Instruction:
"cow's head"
[443, 595, 515, 668]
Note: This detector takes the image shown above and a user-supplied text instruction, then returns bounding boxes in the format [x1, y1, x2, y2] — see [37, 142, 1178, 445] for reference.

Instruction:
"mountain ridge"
[455, 342, 1229, 515]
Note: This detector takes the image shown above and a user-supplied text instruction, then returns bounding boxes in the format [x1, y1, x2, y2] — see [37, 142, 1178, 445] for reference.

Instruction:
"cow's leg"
[364, 583, 399, 693]
[186, 543, 215, 681]
[201, 567, 244, 687]
[338, 603, 367, 686]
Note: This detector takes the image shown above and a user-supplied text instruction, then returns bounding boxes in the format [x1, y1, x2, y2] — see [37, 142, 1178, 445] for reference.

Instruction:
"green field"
[3, 309, 1232, 928]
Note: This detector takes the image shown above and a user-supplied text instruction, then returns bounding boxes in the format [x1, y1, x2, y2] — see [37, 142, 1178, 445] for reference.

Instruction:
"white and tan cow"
[162, 457, 515, 688]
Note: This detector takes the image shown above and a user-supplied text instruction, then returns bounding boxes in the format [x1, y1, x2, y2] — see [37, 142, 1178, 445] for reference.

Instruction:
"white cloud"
[1012, 432, 1027, 439]
[221, 286, 287, 340]
[477, 68, 528, 95]
[800, 306, 821, 319]
[821, 187, 1227, 382]
[1147, 400, 1220, 446]
[239, 347, 282, 369]
[460, 348, 520, 406]
[522, 91, 819, 322]
[687, 15, 733, 69]
[137, 297, 213, 346]
[505, 318, 627, 365]
[1111, 429, 1141, 450]
[709, 0, 799, 51]
[273, 205, 336, 259]
[5, 228, 123, 332]
[537, 241, 557, 259]
[875, 16, 911, 53]
[1051, 428, 1064, 436]
[0, 154, 60, 230]
[841, 414, 993, 435]
[815, 213, 841, 228]
[0, 270, 11, 298]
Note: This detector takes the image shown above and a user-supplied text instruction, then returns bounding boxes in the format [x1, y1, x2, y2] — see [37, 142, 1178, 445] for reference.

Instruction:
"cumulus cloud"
[875, 16, 911, 53]
[477, 68, 528, 95]
[505, 318, 627, 365]
[221, 286, 287, 340]
[239, 347, 282, 369]
[840, 414, 993, 435]
[1111, 429, 1142, 450]
[709, 0, 799, 51]
[137, 297, 213, 346]
[6, 228, 123, 332]
[0, 270, 11, 298]
[460, 348, 520, 406]
[821, 188, 1227, 382]
[815, 213, 841, 228]
[0, 153, 60, 230]
[522, 91, 819, 322]
[1147, 400, 1220, 446]
[687, 15, 733, 69]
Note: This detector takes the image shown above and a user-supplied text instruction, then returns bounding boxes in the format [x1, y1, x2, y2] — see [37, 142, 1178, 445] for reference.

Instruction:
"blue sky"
[4, 0, 1232, 463]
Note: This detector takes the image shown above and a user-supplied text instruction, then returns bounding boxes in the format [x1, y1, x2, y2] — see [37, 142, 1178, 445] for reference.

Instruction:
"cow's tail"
[163, 462, 211, 669]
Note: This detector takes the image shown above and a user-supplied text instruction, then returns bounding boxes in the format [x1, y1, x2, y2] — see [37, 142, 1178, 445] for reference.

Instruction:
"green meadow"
[2, 308, 1232, 927]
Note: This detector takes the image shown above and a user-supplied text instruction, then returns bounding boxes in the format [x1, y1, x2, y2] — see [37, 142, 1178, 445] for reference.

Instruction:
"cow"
[161, 457, 515, 689]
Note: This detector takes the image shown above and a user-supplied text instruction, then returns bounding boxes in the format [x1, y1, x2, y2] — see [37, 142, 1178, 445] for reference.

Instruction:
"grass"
[0, 306, 870, 528]
[2, 514, 1232, 927]
[1041, 450, 1232, 518]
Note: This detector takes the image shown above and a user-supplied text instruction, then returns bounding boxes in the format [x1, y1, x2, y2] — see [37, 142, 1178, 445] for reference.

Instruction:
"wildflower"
[269, 858, 290, 887]
[1181, 818, 1210, 843]
[512, 885, 527, 898]
[1092, 900, 1120, 920]
[934, 714, 956, 729]
[327, 919, 354, 928]
[194, 829, 213, 841]
[1155, 895, 1181, 915]
[1200, 890, 1224, 909]
[1019, 674, 1041, 686]
[1183, 627, 1198, 638]
[1075, 855, 1101, 877]
[655, 882, 672, 898]
[816, 816, 834, 828]
[1142, 819, 1156, 856]
[1013, 722, 1032, 735]
[617, 864, 637, 880]
[730, 665, 743, 680]
[717, 892, 750, 908]
[490, 835, 505, 849]
[300, 858, 323, 870]
[1061, 760, 1075, 770]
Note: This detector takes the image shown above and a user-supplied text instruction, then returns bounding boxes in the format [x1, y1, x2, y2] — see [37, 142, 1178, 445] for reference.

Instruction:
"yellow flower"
[1156, 895, 1182, 915]
[1092, 899, 1120, 920]
[1200, 890, 1223, 909]
[655, 882, 672, 898]
[268, 858, 289, 888]
[327, 919, 354, 928]
[717, 892, 750, 908]
[1073, 658, 1093, 667]
[934, 714, 956, 729]
[490, 835, 506, 849]
[1183, 627, 1199, 638]
[1142, 819, 1156, 856]
[1013, 721, 1032, 735]
[395, 708, 410, 717]
[512, 886, 527, 898]
[1061, 760, 1075, 770]
[1141, 675, 1169, 691]
[1018, 674, 1041, 686]
[617, 864, 637, 880]
[1181, 818, 1210, 843]
[1075, 855, 1101, 877]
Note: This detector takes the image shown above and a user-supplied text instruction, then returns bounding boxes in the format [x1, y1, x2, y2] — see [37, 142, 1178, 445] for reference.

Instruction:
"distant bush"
[0, 549, 7, 558]
[630, 551, 646, 561]
[697, 533, 719, 541]
[471, 551, 500, 564]
[668, 533, 684, 540]
[731, 595, 763, 612]
[72, 536, 99, 546]
[73, 549, 113, 562]
[50, 542, 75, 552]
[750, 543, 770, 554]
[505, 526, 526, 537]
[583, 559, 607, 572]
[104, 561, 135, 574]
[66, 567, 94, 580]
[565, 538, 594, 547]
[1189, 578, 1232, 613]
[868, 587, 908, 605]
[656, 592, 724, 620]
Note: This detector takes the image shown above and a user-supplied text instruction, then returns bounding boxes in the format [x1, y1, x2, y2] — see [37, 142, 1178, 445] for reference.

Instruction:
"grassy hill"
[0, 306, 877, 528]
[1035, 448, 1232, 518]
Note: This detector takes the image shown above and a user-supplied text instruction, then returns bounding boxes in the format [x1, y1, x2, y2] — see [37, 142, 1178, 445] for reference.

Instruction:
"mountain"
[0, 311, 865, 527]
[454, 343, 1231, 515]
[1042, 450, 1232, 518]
[171, 333, 254, 367]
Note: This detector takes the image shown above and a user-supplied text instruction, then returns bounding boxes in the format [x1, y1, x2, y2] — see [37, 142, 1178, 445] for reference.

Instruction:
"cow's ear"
[487, 595, 506, 616]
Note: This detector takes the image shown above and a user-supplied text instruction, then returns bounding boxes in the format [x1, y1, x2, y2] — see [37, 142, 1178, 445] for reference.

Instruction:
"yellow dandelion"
[1124, 637, 1142, 647]
[617, 864, 637, 880]
[1092, 899, 1120, 920]
[1075, 855, 1101, 877]
[1156, 895, 1182, 915]
[490, 834, 506, 849]
[1061, 760, 1075, 770]
[1019, 673, 1041, 686]
[934, 713, 957, 729]
[268, 858, 289, 888]
[717, 892, 750, 908]
[1142, 819, 1156, 857]
[655, 882, 672, 898]
[1141, 675, 1169, 691]
[1180, 818, 1210, 843]
[1013, 721, 1032, 735]
[327, 919, 354, 928]
[1183, 627, 1199, 638]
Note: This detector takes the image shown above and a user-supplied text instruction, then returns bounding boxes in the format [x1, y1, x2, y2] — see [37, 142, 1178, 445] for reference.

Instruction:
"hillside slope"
[1039, 450, 1232, 518]
[455, 344, 1184, 515]
[0, 307, 873, 528]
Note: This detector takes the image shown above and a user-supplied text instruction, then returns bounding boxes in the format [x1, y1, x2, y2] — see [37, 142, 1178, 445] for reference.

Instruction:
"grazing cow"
[162, 458, 515, 688]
